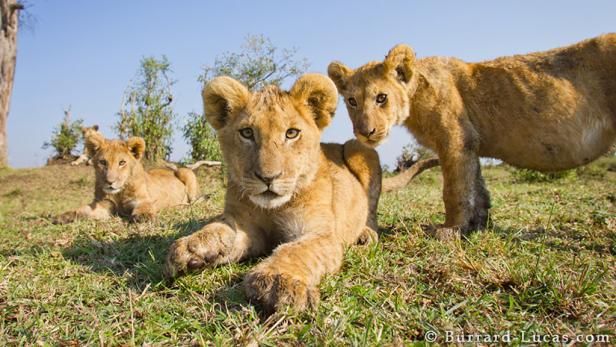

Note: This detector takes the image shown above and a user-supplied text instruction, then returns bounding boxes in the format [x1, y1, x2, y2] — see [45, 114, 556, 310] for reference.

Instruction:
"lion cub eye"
[286, 128, 301, 139]
[98, 159, 107, 166]
[376, 93, 387, 104]
[239, 128, 254, 140]
[347, 97, 358, 107]
[119, 160, 126, 166]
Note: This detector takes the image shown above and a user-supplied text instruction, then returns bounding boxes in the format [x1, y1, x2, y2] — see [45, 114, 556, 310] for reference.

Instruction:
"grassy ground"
[0, 158, 614, 345]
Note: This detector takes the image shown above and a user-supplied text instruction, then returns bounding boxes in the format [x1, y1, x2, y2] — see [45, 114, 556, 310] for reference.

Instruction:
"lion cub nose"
[359, 127, 377, 139]
[255, 171, 282, 185]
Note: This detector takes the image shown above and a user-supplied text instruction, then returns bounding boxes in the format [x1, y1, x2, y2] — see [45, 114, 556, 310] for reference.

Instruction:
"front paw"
[164, 226, 235, 279]
[129, 211, 155, 223]
[357, 226, 378, 245]
[244, 268, 319, 313]
[52, 211, 77, 225]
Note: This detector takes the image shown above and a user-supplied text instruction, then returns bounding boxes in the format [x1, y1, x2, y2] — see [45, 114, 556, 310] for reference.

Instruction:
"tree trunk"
[0, 0, 22, 168]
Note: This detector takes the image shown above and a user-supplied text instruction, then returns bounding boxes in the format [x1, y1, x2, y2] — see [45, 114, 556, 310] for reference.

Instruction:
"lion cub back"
[145, 167, 199, 207]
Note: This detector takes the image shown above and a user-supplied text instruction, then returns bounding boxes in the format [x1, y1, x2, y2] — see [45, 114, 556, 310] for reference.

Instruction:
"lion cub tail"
[175, 168, 200, 203]
[382, 158, 439, 193]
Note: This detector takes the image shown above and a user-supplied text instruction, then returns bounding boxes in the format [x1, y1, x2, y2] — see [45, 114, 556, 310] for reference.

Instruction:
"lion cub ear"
[202, 77, 250, 130]
[290, 73, 338, 130]
[327, 61, 353, 93]
[85, 132, 105, 155]
[384, 44, 416, 83]
[126, 137, 146, 160]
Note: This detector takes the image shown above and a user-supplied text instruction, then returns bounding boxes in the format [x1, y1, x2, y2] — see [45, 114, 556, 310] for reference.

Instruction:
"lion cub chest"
[257, 202, 333, 245]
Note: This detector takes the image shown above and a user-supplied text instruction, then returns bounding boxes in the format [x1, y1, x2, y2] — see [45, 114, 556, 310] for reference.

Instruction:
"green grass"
[1, 159, 615, 345]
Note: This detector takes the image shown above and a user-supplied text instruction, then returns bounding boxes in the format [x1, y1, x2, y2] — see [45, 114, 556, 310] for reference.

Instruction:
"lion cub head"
[203, 74, 338, 209]
[81, 124, 101, 140]
[328, 45, 416, 147]
[86, 136, 146, 195]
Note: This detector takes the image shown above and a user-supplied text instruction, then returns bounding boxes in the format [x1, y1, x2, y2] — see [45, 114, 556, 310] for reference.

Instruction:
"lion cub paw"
[52, 211, 77, 225]
[357, 226, 378, 245]
[244, 269, 319, 313]
[129, 211, 155, 223]
[164, 225, 235, 279]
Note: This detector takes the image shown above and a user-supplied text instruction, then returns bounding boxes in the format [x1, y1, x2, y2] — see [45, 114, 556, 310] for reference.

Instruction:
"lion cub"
[71, 125, 103, 166]
[165, 74, 382, 313]
[54, 136, 199, 223]
[329, 34, 616, 235]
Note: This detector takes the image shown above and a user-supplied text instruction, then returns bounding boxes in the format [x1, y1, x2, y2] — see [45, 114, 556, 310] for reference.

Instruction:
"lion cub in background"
[329, 34, 616, 235]
[70, 125, 103, 166]
[54, 135, 199, 223]
[165, 74, 382, 313]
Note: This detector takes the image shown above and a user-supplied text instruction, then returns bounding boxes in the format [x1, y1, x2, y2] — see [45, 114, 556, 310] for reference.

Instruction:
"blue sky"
[7, 0, 616, 168]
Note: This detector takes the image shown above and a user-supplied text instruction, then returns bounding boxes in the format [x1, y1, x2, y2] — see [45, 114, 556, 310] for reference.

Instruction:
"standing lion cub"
[328, 34, 616, 235]
[165, 74, 382, 313]
[54, 135, 199, 223]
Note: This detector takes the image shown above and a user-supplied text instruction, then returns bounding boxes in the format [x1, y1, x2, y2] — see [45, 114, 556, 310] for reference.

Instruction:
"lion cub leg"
[244, 233, 345, 313]
[439, 137, 490, 236]
[165, 217, 263, 279]
[343, 140, 382, 245]
[175, 168, 200, 203]
[70, 154, 89, 166]
[53, 200, 114, 224]
[470, 168, 491, 230]
[130, 201, 157, 223]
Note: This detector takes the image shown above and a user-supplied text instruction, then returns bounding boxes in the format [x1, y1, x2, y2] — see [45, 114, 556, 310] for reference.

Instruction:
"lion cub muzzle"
[247, 171, 295, 209]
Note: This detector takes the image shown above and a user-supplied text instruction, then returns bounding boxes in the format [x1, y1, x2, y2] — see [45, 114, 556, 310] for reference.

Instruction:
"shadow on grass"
[491, 225, 616, 256]
[60, 216, 274, 317]
[61, 218, 214, 291]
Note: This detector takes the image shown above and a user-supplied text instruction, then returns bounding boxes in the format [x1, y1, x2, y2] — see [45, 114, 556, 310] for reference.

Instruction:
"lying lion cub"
[71, 125, 103, 166]
[165, 74, 382, 313]
[328, 34, 616, 235]
[54, 136, 199, 223]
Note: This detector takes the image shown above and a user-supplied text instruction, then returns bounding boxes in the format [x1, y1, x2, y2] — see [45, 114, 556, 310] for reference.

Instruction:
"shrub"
[116, 56, 175, 162]
[395, 143, 434, 172]
[182, 111, 222, 162]
[43, 107, 83, 159]
[184, 35, 309, 165]
[198, 34, 309, 91]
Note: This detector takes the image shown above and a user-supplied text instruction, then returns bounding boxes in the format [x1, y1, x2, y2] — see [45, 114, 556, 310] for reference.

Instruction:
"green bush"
[394, 143, 434, 172]
[116, 56, 175, 162]
[43, 109, 83, 159]
[182, 111, 222, 162]
[184, 34, 309, 165]
[198, 34, 309, 91]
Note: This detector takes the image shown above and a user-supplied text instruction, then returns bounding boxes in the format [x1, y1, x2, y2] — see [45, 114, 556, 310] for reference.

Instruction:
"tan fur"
[329, 34, 616, 233]
[70, 125, 104, 166]
[54, 136, 199, 224]
[165, 74, 382, 313]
